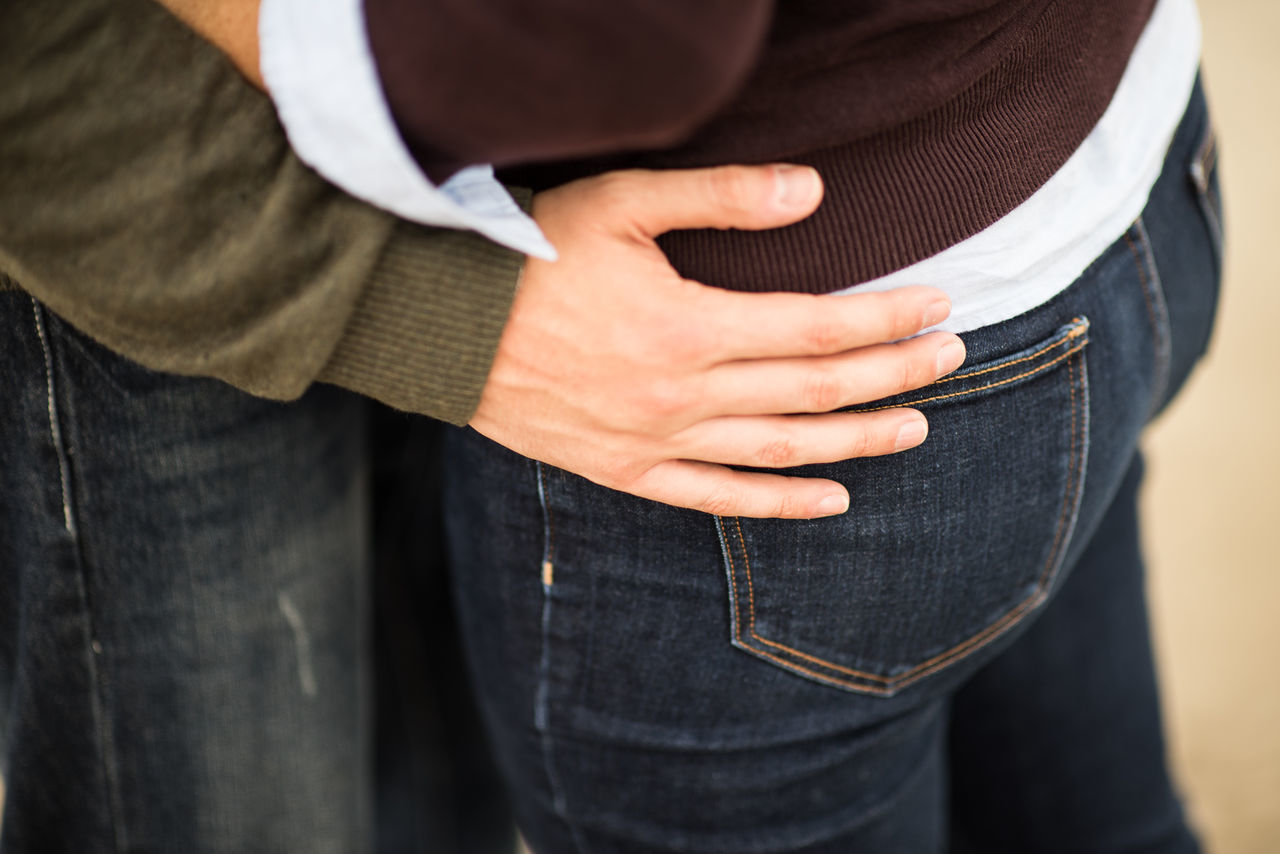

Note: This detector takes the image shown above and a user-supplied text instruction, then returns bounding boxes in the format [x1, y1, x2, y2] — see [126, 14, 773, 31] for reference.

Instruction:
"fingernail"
[775, 165, 821, 209]
[936, 339, 966, 377]
[895, 418, 927, 451]
[923, 299, 951, 328]
[816, 492, 849, 516]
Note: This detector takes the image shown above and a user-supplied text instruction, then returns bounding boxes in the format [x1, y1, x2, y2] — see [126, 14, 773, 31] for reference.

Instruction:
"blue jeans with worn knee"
[0, 302, 512, 852]
[440, 80, 1222, 853]
[0, 304, 371, 852]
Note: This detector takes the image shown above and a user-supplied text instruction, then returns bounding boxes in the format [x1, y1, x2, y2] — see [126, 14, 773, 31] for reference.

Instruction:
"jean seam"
[533, 462, 591, 854]
[31, 298, 128, 853]
[32, 300, 76, 539]
[720, 340, 1090, 696]
[1125, 219, 1173, 419]
[846, 320, 1088, 413]
[917, 327, 1084, 387]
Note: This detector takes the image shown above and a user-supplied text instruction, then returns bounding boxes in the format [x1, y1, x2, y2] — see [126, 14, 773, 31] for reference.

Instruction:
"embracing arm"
[4, 0, 965, 520]
[0, 0, 519, 423]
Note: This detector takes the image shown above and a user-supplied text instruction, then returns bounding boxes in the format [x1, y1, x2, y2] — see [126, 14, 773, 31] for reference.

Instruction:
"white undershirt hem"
[837, 0, 1201, 335]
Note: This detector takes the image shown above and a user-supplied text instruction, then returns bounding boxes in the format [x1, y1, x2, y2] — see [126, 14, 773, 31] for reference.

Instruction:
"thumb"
[611, 164, 824, 238]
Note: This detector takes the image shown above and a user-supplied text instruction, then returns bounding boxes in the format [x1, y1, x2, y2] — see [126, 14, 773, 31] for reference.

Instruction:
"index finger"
[696, 284, 952, 363]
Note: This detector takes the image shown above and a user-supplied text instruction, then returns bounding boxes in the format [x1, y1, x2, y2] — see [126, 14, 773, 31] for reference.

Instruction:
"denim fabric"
[0, 303, 512, 852]
[440, 80, 1221, 853]
[0, 301, 372, 852]
[370, 412, 515, 854]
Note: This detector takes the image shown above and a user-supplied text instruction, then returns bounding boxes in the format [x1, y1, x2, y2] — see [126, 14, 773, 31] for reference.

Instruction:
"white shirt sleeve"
[258, 0, 557, 260]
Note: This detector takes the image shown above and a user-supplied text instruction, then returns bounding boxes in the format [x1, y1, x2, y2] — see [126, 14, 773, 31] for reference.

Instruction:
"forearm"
[1, 0, 522, 425]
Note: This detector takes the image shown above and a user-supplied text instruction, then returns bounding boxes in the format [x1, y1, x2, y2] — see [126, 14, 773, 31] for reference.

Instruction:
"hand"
[470, 164, 966, 519]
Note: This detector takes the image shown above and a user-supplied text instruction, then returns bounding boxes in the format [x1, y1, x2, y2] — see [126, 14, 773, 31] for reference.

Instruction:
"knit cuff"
[318, 207, 528, 425]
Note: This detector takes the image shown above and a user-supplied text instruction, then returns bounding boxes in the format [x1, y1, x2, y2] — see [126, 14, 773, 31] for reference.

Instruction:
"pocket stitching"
[850, 328, 1087, 414]
[918, 321, 1086, 387]
[723, 336, 1089, 696]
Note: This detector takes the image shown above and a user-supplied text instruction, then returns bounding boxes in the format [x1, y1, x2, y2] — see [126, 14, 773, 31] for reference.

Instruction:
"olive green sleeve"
[0, 0, 525, 425]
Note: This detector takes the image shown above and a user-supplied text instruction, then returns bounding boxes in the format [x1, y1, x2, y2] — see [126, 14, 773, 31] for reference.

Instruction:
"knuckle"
[756, 436, 798, 468]
[885, 292, 920, 337]
[642, 377, 691, 423]
[699, 488, 742, 517]
[587, 171, 641, 216]
[772, 493, 807, 519]
[801, 369, 845, 412]
[655, 314, 713, 363]
[699, 483, 807, 519]
[773, 494, 814, 522]
[891, 353, 923, 395]
[676, 329, 717, 365]
[754, 489, 808, 519]
[801, 317, 845, 353]
[907, 344, 940, 389]
[842, 423, 876, 458]
[705, 166, 761, 215]
[870, 290, 921, 339]
[596, 454, 645, 490]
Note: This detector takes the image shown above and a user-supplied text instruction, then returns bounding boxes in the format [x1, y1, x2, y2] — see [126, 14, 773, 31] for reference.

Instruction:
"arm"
[5, 0, 964, 520]
[1, 0, 516, 424]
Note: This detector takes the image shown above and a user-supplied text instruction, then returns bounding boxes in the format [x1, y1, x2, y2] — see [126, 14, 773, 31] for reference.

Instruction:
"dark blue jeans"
[0, 306, 371, 852]
[440, 81, 1222, 853]
[0, 310, 511, 851]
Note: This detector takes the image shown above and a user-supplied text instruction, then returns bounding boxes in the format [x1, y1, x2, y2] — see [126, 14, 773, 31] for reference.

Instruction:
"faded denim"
[440, 80, 1221, 853]
[0, 302, 372, 852]
[0, 306, 512, 852]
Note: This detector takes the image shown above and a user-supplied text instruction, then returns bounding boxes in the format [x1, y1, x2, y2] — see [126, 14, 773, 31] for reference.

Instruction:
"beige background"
[1143, 0, 1280, 851]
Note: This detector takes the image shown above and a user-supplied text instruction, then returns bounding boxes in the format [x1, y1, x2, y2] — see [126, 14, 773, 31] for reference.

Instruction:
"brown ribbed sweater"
[369, 0, 1156, 291]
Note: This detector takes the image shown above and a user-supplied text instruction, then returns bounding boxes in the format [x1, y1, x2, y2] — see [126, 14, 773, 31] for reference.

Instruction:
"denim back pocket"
[717, 317, 1090, 696]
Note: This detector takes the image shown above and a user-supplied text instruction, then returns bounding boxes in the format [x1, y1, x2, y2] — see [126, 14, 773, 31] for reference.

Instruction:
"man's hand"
[470, 164, 966, 519]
